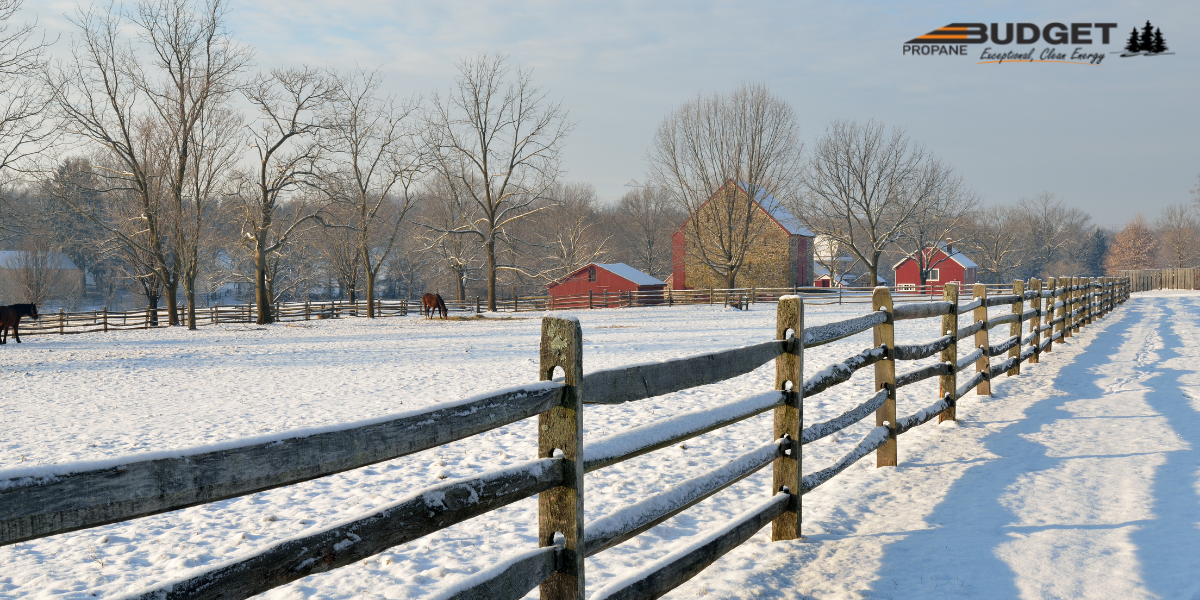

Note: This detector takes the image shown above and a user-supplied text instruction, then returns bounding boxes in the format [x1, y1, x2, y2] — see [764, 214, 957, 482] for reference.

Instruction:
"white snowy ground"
[1, 292, 1198, 599]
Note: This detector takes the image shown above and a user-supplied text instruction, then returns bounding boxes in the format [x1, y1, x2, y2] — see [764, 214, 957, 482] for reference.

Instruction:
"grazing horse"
[0, 303, 39, 344]
[421, 293, 448, 319]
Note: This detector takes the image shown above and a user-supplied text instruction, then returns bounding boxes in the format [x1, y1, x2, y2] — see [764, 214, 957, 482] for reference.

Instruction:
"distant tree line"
[0, 0, 1189, 328]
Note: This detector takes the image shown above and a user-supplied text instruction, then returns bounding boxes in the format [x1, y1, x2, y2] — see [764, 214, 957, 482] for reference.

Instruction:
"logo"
[1121, 21, 1172, 56]
[902, 21, 1173, 65]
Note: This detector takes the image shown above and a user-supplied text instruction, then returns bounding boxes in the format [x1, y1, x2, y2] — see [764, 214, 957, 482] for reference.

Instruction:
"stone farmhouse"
[669, 180, 815, 291]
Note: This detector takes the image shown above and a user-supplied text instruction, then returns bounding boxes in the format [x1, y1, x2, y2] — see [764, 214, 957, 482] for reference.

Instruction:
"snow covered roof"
[743, 182, 815, 237]
[674, 180, 816, 238]
[891, 243, 978, 271]
[596, 263, 665, 286]
[0, 250, 80, 270]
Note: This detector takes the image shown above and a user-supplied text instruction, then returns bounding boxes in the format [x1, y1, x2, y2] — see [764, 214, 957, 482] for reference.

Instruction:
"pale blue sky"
[23, 0, 1200, 227]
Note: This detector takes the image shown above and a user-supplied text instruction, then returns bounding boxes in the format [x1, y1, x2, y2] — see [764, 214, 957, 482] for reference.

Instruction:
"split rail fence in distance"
[0, 277, 1130, 600]
[13, 284, 1024, 338]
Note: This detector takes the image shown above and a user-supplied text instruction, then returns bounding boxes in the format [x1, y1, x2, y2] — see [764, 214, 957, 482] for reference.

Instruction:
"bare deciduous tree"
[893, 161, 977, 290]
[1015, 192, 1092, 277]
[0, 0, 54, 185]
[1155, 204, 1200, 268]
[237, 66, 330, 323]
[320, 67, 424, 316]
[172, 105, 241, 329]
[960, 205, 1026, 283]
[649, 83, 803, 289]
[535, 182, 608, 283]
[798, 120, 939, 286]
[615, 183, 677, 279]
[47, 0, 250, 326]
[424, 53, 571, 311]
[1104, 214, 1157, 274]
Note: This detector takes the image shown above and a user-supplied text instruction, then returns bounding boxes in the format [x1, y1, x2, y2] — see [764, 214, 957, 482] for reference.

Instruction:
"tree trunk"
[365, 270, 376, 319]
[185, 278, 198, 330]
[455, 269, 466, 301]
[147, 293, 160, 327]
[486, 239, 497, 312]
[165, 282, 179, 326]
[254, 243, 273, 325]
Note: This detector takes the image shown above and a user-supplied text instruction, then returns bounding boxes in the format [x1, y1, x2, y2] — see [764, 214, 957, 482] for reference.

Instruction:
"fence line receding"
[0, 276, 1131, 600]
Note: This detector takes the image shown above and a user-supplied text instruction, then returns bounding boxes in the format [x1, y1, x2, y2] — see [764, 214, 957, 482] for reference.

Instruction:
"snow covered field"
[2, 291, 1198, 599]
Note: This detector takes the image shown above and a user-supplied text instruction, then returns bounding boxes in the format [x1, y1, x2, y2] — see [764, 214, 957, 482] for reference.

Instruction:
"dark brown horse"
[0, 303, 39, 344]
[421, 293, 448, 319]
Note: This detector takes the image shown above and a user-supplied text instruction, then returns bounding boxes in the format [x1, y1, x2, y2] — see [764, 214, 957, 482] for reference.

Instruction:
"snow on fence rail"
[0, 276, 1130, 600]
[7, 284, 1023, 338]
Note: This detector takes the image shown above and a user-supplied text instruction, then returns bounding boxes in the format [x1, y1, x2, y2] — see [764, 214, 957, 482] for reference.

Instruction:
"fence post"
[102, 306, 108, 332]
[1044, 278, 1056, 352]
[1076, 277, 1085, 330]
[873, 287, 897, 467]
[1008, 280, 1023, 376]
[1086, 279, 1095, 326]
[58, 308, 64, 334]
[1070, 277, 1080, 338]
[772, 296, 802, 540]
[589, 290, 594, 309]
[973, 283, 990, 396]
[538, 316, 585, 600]
[1029, 279, 1042, 363]
[1053, 278, 1066, 343]
[939, 282, 959, 422]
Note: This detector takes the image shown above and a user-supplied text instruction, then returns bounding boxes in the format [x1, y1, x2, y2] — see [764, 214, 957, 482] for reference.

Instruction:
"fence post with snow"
[771, 296, 803, 540]
[537, 316, 586, 600]
[872, 287, 897, 467]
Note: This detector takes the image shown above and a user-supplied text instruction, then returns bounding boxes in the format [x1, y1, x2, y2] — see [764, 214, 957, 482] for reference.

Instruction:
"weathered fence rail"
[0, 276, 1130, 599]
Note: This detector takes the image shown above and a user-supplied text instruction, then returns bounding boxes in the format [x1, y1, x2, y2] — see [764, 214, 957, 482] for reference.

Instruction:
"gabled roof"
[748, 182, 815, 237]
[891, 242, 978, 271]
[675, 180, 815, 238]
[596, 263, 665, 286]
[0, 250, 79, 270]
[550, 262, 665, 288]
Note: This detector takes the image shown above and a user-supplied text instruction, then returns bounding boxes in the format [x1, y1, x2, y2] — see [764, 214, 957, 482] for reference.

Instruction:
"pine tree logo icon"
[1122, 20, 1173, 56]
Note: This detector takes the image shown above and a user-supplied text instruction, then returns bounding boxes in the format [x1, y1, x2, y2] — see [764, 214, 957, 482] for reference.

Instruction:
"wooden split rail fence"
[0, 277, 1130, 599]
[13, 285, 1023, 338]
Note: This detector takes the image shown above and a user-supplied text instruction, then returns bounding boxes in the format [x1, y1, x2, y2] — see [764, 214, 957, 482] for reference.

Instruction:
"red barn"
[892, 241, 978, 294]
[548, 263, 666, 308]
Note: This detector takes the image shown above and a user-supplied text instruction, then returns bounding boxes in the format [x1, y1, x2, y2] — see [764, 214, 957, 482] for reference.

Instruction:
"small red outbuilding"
[892, 241, 978, 294]
[547, 263, 665, 308]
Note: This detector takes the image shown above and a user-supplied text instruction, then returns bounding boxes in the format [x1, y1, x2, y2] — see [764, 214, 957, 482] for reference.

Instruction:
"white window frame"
[898, 283, 916, 291]
[928, 268, 940, 282]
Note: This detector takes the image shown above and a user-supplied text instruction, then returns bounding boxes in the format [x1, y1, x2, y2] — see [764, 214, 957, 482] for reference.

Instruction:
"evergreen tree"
[1140, 21, 1155, 52]
[1125, 27, 1142, 53]
[1152, 28, 1168, 53]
